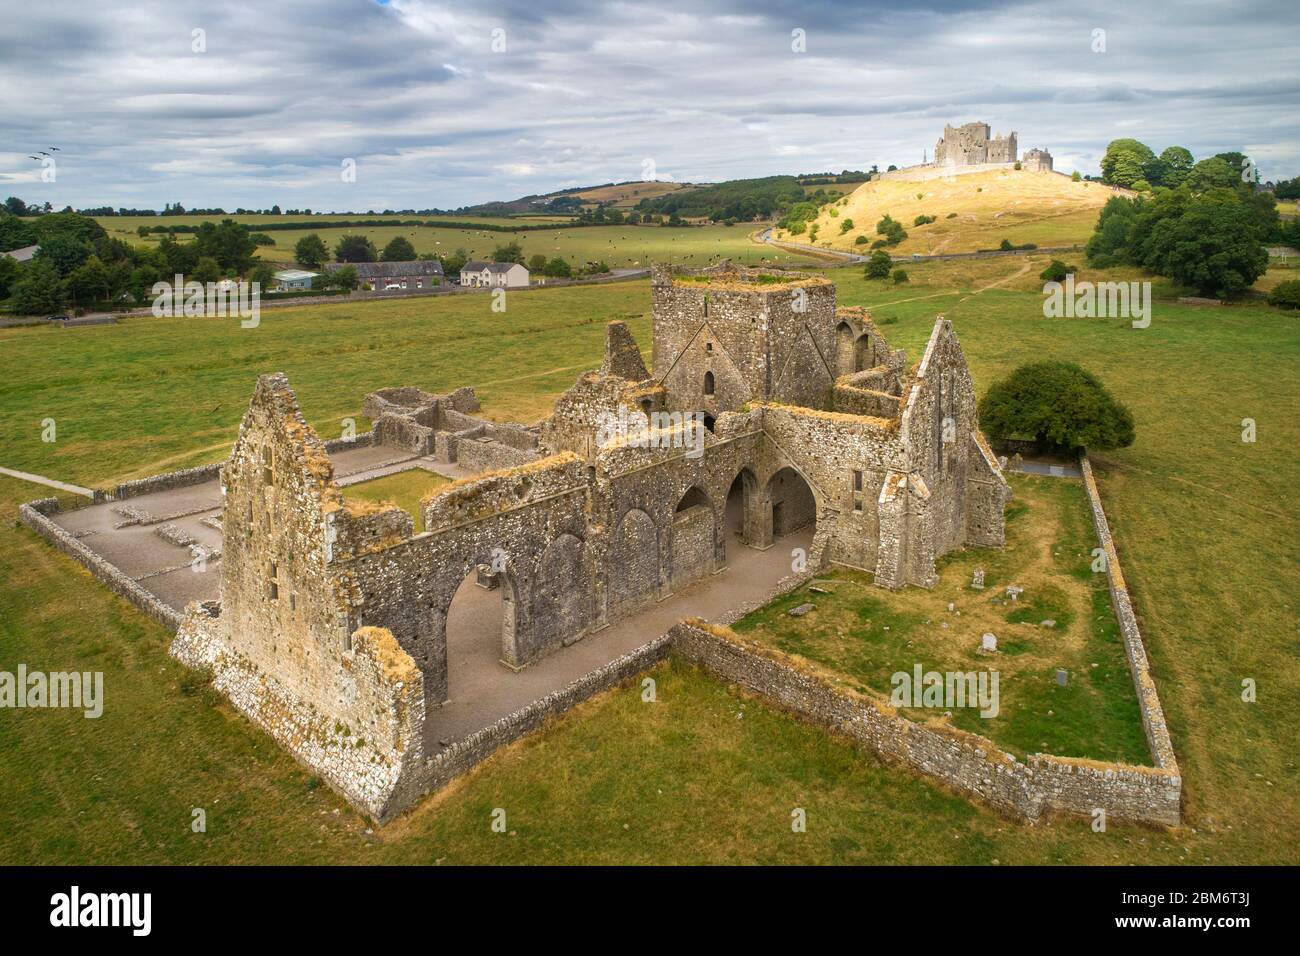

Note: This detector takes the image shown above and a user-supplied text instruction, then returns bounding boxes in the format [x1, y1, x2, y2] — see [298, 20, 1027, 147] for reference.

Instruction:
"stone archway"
[724, 466, 763, 552]
[441, 561, 522, 698]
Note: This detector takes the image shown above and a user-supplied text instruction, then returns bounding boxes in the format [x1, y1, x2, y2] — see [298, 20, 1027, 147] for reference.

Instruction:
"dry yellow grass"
[570, 181, 693, 207]
[777, 169, 1126, 256]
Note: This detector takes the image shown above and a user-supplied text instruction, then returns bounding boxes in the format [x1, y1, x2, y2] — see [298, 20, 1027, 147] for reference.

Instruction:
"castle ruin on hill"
[884, 122, 1053, 181]
[170, 262, 1011, 819]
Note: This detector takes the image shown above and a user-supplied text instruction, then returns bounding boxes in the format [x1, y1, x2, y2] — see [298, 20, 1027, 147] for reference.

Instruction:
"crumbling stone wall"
[673, 621, 1181, 826]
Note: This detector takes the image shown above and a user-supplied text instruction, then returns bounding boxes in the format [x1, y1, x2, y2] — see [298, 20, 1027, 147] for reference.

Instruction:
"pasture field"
[103, 217, 810, 271]
[775, 169, 1122, 256]
[1, 255, 1296, 864]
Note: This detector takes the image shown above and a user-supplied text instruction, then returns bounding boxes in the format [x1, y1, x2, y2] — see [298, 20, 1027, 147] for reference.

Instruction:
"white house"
[459, 260, 529, 288]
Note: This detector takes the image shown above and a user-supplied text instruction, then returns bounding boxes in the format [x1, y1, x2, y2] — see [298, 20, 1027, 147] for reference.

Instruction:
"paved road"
[0, 465, 95, 497]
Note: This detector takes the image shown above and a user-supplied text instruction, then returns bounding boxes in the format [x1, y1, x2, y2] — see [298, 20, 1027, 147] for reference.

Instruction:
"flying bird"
[37, 150, 49, 156]
[29, 156, 42, 161]
[49, 146, 60, 151]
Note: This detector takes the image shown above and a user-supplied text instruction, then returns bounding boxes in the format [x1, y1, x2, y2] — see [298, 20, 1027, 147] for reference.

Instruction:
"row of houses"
[273, 258, 530, 292]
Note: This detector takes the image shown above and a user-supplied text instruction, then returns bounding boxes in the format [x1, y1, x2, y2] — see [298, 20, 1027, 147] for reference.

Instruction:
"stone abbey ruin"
[168, 261, 1012, 817]
[23, 262, 1181, 827]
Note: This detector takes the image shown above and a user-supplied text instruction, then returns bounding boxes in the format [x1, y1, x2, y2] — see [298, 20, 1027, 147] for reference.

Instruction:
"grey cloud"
[0, 0, 1296, 210]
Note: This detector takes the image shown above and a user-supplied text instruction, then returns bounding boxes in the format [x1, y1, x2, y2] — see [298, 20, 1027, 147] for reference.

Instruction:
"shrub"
[913, 214, 936, 226]
[891, 269, 909, 284]
[1072, 170, 1082, 182]
[1014, 161, 1022, 170]
[1039, 260, 1077, 283]
[839, 218, 855, 234]
[1267, 279, 1300, 309]
[875, 214, 907, 247]
[853, 234, 869, 245]
[864, 250, 892, 279]
[978, 362, 1136, 452]
[946, 212, 958, 219]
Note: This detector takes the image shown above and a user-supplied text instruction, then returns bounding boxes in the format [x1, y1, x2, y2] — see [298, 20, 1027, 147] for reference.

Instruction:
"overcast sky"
[2, 0, 1298, 211]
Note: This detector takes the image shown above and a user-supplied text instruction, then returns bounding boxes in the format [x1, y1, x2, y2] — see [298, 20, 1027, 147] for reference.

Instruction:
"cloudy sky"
[2, 0, 1298, 211]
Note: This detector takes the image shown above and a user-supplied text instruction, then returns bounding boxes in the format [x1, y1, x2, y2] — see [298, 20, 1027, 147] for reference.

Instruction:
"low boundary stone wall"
[672, 621, 1181, 826]
[1079, 453, 1179, 770]
[18, 497, 183, 631]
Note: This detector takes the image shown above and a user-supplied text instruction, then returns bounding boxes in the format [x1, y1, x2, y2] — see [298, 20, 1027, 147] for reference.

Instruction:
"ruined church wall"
[172, 605, 426, 821]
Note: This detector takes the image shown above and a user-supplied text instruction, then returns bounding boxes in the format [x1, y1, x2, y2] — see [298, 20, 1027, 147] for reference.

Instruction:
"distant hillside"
[636, 175, 847, 222]
[455, 180, 696, 217]
[774, 168, 1128, 256]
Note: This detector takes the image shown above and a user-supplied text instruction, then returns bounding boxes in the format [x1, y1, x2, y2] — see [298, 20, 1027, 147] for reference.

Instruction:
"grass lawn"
[733, 475, 1150, 764]
[1, 253, 1296, 864]
[342, 469, 451, 530]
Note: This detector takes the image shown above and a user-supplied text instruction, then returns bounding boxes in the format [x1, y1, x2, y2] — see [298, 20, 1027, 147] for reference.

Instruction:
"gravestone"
[972, 568, 985, 590]
[981, 633, 998, 653]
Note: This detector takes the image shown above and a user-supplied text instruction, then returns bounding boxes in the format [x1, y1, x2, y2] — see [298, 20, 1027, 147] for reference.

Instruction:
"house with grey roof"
[459, 260, 529, 288]
[328, 259, 444, 291]
[3, 244, 40, 263]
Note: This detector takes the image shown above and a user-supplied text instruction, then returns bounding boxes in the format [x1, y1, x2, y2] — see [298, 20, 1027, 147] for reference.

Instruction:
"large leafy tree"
[381, 236, 417, 261]
[12, 260, 68, 315]
[1157, 146, 1194, 187]
[1085, 195, 1140, 266]
[491, 240, 525, 264]
[978, 362, 1135, 452]
[1144, 196, 1269, 297]
[1101, 138, 1156, 188]
[1186, 157, 1240, 192]
[294, 233, 329, 269]
[0, 212, 37, 252]
[334, 234, 377, 263]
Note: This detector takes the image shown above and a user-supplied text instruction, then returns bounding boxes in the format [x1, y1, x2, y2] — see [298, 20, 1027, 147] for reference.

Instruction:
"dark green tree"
[12, 260, 68, 314]
[381, 236, 417, 261]
[864, 249, 892, 279]
[1100, 138, 1156, 188]
[294, 234, 329, 269]
[978, 362, 1135, 452]
[334, 234, 377, 263]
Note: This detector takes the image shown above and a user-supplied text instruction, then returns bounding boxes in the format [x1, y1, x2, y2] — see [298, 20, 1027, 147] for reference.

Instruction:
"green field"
[101, 217, 811, 271]
[1, 254, 1296, 864]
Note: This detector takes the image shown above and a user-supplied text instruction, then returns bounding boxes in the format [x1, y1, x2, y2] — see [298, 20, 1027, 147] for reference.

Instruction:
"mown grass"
[1, 252, 1296, 864]
[733, 475, 1150, 764]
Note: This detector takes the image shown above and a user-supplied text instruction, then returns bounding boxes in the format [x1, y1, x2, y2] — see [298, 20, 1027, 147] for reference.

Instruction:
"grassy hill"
[775, 168, 1127, 256]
